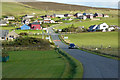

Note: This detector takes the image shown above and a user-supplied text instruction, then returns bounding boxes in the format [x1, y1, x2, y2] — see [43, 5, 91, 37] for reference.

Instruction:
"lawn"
[66, 32, 118, 48]
[64, 31, 118, 56]
[14, 30, 44, 34]
[2, 50, 65, 78]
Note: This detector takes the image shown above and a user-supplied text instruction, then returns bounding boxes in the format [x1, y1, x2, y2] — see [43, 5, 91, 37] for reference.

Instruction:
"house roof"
[7, 30, 19, 37]
[21, 24, 30, 28]
[0, 20, 8, 24]
[0, 30, 9, 37]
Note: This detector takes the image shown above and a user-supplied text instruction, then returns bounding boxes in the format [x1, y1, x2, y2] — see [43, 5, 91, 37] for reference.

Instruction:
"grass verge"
[55, 48, 83, 79]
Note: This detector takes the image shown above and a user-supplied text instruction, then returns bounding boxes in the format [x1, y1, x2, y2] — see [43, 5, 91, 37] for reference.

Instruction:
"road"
[48, 27, 119, 78]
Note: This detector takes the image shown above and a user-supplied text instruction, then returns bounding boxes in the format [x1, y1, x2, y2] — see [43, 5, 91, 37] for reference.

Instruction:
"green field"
[63, 32, 118, 56]
[2, 50, 83, 78]
[65, 32, 118, 48]
[55, 17, 118, 29]
[2, 50, 65, 78]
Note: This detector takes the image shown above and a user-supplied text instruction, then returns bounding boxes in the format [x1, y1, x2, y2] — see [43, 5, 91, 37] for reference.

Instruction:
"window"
[2, 37, 5, 39]
[103, 26, 106, 27]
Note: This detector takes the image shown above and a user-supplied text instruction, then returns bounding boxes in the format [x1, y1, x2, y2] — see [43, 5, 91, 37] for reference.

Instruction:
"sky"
[37, 0, 119, 9]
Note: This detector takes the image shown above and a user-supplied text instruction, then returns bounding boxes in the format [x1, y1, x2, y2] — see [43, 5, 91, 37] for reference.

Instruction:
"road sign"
[64, 37, 68, 39]
[59, 29, 62, 32]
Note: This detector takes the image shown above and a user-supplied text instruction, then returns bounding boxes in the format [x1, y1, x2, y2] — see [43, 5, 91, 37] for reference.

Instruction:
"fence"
[80, 45, 119, 58]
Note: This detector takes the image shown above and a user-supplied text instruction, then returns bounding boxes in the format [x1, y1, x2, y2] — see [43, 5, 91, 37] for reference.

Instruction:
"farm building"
[30, 22, 41, 30]
[7, 30, 20, 41]
[88, 23, 109, 32]
[0, 30, 9, 40]
[21, 24, 30, 30]
[53, 14, 65, 18]
[4, 16, 15, 20]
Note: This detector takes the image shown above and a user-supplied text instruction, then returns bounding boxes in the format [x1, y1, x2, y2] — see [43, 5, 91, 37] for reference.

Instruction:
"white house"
[75, 13, 83, 17]
[24, 15, 34, 19]
[103, 15, 109, 18]
[54, 14, 65, 18]
[4, 16, 15, 20]
[108, 27, 115, 31]
[89, 23, 109, 32]
[97, 23, 109, 32]
[50, 20, 55, 23]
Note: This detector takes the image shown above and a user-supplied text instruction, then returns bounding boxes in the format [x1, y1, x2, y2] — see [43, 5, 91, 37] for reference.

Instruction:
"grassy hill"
[2, 2, 41, 16]
[2, 1, 118, 16]
[21, 2, 117, 11]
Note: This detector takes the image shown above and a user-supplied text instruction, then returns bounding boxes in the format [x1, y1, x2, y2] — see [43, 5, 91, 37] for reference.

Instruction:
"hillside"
[21, 2, 117, 11]
[1, 2, 118, 16]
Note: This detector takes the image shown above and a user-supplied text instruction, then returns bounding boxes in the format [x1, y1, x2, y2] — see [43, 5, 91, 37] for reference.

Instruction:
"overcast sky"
[37, 0, 119, 9]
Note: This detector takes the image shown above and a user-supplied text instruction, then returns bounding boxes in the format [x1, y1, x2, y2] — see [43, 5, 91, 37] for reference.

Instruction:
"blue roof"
[21, 24, 30, 30]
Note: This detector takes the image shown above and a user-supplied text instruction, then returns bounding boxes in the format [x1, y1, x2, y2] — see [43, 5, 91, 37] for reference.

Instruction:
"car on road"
[68, 43, 76, 49]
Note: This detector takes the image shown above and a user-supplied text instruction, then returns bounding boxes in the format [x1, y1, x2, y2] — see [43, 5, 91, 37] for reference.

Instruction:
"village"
[1, 1, 119, 79]
[0, 12, 119, 41]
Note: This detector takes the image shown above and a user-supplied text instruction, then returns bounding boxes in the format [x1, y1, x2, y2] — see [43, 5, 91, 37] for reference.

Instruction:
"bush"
[19, 32, 28, 36]
[2, 37, 52, 50]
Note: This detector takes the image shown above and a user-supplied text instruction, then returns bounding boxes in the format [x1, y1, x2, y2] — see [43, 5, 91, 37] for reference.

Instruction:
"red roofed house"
[30, 22, 42, 30]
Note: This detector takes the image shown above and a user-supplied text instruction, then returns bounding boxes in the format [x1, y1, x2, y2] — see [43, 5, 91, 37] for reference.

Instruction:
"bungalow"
[103, 14, 109, 17]
[30, 22, 41, 30]
[0, 20, 9, 26]
[43, 17, 51, 23]
[23, 15, 34, 19]
[0, 30, 9, 40]
[53, 14, 65, 18]
[94, 13, 103, 17]
[89, 23, 109, 32]
[64, 14, 73, 17]
[78, 16, 87, 20]
[23, 19, 31, 24]
[86, 13, 94, 19]
[108, 27, 115, 31]
[45, 15, 51, 18]
[4, 16, 15, 20]
[21, 24, 30, 30]
[7, 30, 19, 41]
[74, 13, 83, 17]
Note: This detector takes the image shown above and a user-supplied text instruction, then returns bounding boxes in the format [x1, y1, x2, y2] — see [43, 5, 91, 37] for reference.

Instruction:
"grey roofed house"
[7, 30, 19, 40]
[0, 30, 9, 40]
[0, 20, 9, 26]
[4, 16, 15, 20]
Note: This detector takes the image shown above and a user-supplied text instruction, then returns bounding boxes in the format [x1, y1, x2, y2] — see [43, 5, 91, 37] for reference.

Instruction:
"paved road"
[48, 27, 119, 78]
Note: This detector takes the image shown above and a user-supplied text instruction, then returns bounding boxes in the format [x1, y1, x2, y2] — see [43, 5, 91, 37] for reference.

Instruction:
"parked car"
[68, 43, 76, 49]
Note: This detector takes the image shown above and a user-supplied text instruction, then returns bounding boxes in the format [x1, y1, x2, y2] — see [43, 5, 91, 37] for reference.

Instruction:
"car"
[68, 43, 76, 49]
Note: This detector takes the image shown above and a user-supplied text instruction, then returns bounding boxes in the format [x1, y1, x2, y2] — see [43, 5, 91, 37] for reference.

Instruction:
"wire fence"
[80, 45, 119, 58]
